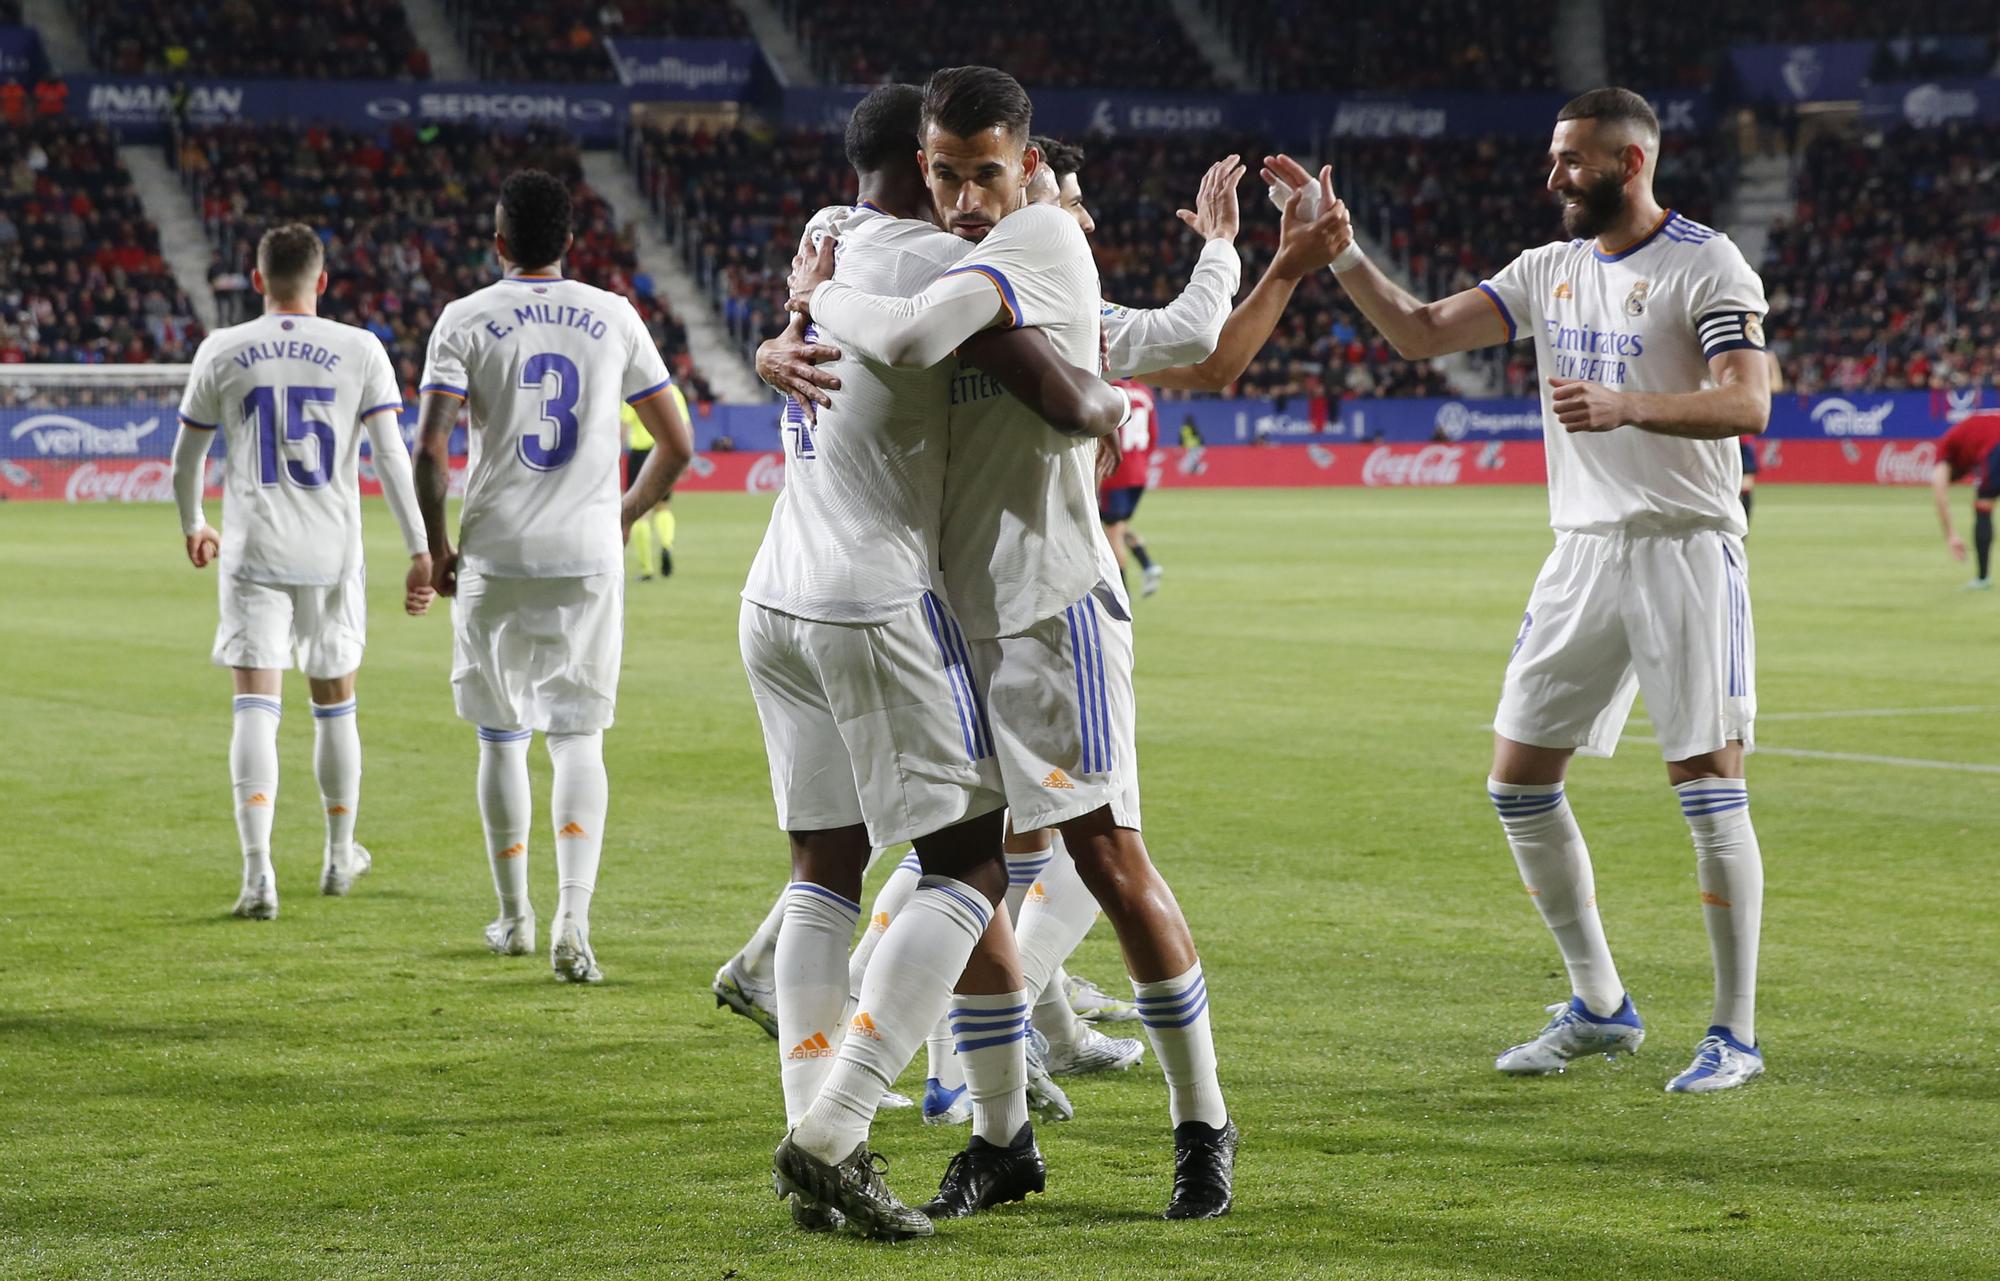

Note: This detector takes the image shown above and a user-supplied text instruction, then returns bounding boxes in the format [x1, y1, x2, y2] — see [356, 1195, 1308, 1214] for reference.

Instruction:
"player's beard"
[1558, 172, 1626, 239]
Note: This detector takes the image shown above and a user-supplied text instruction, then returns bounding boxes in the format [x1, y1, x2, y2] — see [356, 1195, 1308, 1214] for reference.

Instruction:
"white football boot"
[1495, 995, 1645, 1075]
[232, 868, 279, 920]
[1666, 1027, 1764, 1094]
[319, 843, 371, 897]
[484, 910, 536, 957]
[550, 915, 603, 983]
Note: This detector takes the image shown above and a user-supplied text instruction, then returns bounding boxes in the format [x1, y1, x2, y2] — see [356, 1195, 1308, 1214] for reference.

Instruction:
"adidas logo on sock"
[1700, 890, 1734, 908]
[557, 822, 587, 838]
[787, 1032, 836, 1060]
[869, 911, 890, 933]
[1041, 769, 1075, 790]
[326, 804, 350, 816]
[850, 1012, 882, 1041]
[496, 842, 526, 859]
[245, 793, 270, 807]
[1027, 881, 1047, 902]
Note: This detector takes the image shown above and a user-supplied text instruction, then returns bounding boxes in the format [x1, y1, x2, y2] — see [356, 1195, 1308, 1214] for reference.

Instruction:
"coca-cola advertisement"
[0, 442, 1953, 503]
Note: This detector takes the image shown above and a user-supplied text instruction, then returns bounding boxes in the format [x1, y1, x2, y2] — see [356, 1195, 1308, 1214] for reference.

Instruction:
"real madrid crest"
[1624, 279, 1650, 317]
[1745, 314, 1765, 347]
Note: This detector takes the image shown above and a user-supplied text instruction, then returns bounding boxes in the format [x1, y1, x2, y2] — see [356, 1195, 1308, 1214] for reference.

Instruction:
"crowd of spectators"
[1610, 1, 1998, 90]
[1761, 122, 1999, 393]
[1205, 0, 1556, 93]
[80, 0, 430, 80]
[448, 0, 750, 82]
[785, 0, 1222, 89]
[1, 119, 204, 364]
[180, 122, 711, 402]
[1079, 132, 1452, 400]
[635, 122, 851, 358]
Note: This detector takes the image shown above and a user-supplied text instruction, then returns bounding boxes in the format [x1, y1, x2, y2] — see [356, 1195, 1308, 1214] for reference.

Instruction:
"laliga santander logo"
[65, 461, 177, 503]
[1362, 444, 1464, 487]
[745, 454, 786, 493]
[1875, 442, 1936, 486]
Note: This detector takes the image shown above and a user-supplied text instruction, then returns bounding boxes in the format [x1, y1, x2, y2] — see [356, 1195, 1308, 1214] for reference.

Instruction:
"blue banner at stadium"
[1729, 42, 1877, 103]
[604, 38, 758, 97]
[14, 390, 1987, 464]
[0, 26, 44, 79]
[1861, 79, 2000, 128]
[64, 77, 633, 142]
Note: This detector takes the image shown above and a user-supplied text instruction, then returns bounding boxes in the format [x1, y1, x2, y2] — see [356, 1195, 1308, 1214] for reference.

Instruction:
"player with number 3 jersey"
[415, 170, 692, 985]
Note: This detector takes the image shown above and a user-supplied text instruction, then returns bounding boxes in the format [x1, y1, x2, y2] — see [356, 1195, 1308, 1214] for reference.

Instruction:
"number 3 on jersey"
[519, 351, 581, 471]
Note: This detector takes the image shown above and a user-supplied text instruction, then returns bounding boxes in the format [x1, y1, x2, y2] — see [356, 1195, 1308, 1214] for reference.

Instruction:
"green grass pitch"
[2, 485, 1996, 1280]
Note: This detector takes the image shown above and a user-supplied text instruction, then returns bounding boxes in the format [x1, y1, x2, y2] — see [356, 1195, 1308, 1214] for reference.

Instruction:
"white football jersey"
[1481, 210, 1769, 535]
[421, 274, 671, 577]
[1101, 237, 1239, 379]
[937, 203, 1112, 639]
[178, 312, 405, 585]
[742, 203, 975, 624]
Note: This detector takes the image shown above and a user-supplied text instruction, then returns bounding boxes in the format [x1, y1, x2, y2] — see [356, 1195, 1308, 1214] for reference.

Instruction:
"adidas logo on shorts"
[1042, 769, 1075, 790]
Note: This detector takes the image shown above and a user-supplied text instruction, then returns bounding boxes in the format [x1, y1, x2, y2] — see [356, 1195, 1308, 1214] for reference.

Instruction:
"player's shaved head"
[1548, 87, 1660, 240]
[846, 83, 924, 175]
[496, 169, 573, 273]
[255, 223, 324, 303]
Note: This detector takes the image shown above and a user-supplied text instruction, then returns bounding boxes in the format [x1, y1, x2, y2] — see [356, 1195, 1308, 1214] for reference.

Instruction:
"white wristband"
[1330, 242, 1366, 274]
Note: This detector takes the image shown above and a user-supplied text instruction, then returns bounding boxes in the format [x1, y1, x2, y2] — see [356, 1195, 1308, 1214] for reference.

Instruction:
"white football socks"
[951, 988, 1031, 1145]
[1678, 778, 1763, 1044]
[848, 849, 923, 1004]
[924, 1013, 963, 1091]
[736, 890, 788, 989]
[310, 698, 360, 854]
[1132, 961, 1227, 1128]
[1489, 778, 1626, 1016]
[230, 694, 282, 878]
[548, 731, 607, 931]
[794, 875, 993, 1162]
[1004, 842, 1053, 921]
[477, 728, 533, 919]
[775, 881, 861, 1126]
[1014, 845, 1101, 1053]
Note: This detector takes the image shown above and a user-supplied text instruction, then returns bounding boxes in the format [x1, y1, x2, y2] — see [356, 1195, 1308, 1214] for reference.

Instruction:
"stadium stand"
[1203, 0, 1557, 92]
[633, 123, 851, 360]
[179, 122, 712, 401]
[1761, 123, 2000, 393]
[0, 119, 204, 364]
[0, 2, 21, 24]
[1609, 2, 1999, 89]
[780, 0, 1224, 89]
[446, 0, 751, 82]
[79, 0, 432, 80]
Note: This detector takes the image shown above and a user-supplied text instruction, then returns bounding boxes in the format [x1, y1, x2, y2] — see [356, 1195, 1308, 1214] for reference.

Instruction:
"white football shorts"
[970, 584, 1142, 835]
[1495, 527, 1755, 763]
[739, 592, 1007, 848]
[452, 569, 622, 734]
[213, 568, 365, 679]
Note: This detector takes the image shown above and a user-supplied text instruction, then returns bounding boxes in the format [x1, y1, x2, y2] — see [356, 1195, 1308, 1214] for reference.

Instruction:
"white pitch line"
[1645, 705, 2000, 724]
[1621, 734, 2000, 775]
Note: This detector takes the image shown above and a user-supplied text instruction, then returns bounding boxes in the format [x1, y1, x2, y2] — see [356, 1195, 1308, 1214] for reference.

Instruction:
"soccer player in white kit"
[171, 224, 434, 921]
[750, 84, 1128, 1241]
[792, 66, 1237, 1219]
[1290, 87, 1772, 1093]
[411, 170, 693, 984]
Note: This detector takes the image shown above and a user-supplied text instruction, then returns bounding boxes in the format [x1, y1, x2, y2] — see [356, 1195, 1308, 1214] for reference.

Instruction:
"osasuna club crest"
[1624, 279, 1651, 317]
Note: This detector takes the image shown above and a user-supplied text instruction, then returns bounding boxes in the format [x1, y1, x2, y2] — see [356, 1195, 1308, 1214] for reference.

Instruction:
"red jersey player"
[1931, 411, 2000, 589]
[1100, 378, 1162, 594]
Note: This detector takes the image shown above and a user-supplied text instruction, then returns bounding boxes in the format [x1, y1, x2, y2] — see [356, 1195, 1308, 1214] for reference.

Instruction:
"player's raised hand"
[430, 545, 460, 598]
[756, 315, 842, 424]
[404, 553, 435, 616]
[1262, 153, 1322, 219]
[786, 236, 838, 315]
[1271, 164, 1353, 280]
[1177, 154, 1245, 243]
[1549, 377, 1629, 432]
[185, 524, 219, 569]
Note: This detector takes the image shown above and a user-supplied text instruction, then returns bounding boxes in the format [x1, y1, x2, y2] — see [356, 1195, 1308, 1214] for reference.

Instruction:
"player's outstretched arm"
[1556, 348, 1772, 440]
[412, 391, 460, 596]
[1932, 462, 1967, 561]
[360, 406, 435, 616]
[961, 327, 1127, 439]
[170, 420, 219, 568]
[788, 237, 1009, 369]
[1149, 173, 1355, 391]
[621, 386, 695, 540]
[1264, 154, 1507, 361]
